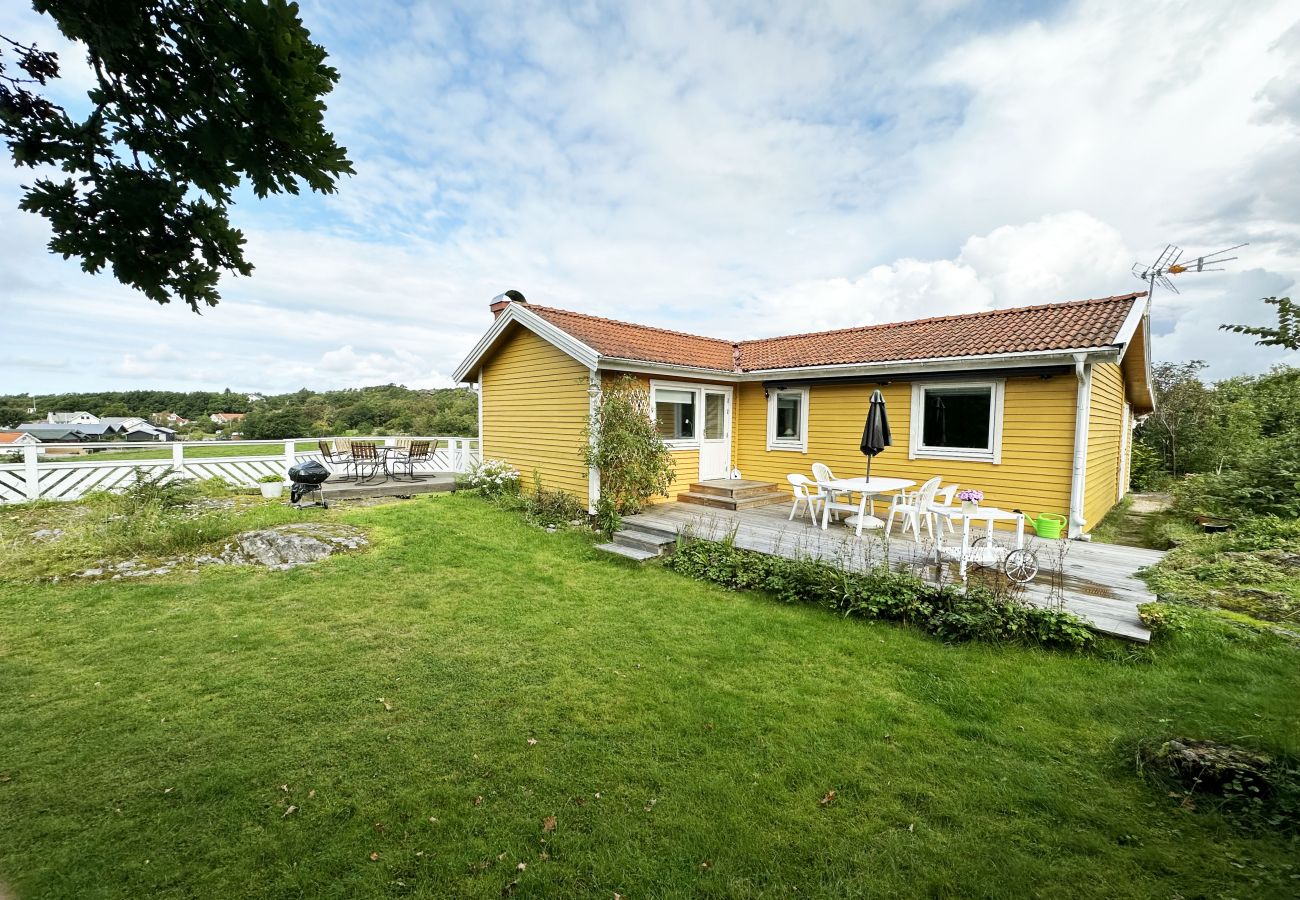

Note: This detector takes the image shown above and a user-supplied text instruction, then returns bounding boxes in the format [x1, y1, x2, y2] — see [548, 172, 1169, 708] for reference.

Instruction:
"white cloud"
[2, 0, 1298, 393]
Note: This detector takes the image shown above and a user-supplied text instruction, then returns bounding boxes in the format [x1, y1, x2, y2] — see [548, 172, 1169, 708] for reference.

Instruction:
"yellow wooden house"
[454, 290, 1154, 538]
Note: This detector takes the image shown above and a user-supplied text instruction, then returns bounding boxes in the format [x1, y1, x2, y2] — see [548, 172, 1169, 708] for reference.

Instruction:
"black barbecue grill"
[288, 460, 331, 507]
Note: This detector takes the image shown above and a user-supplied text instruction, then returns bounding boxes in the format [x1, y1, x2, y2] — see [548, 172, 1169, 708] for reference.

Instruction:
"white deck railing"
[0, 436, 480, 504]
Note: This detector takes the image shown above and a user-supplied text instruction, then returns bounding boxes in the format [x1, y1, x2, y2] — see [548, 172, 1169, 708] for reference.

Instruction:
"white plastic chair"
[886, 475, 943, 539]
[786, 474, 822, 523]
[928, 484, 960, 533]
[811, 462, 848, 521]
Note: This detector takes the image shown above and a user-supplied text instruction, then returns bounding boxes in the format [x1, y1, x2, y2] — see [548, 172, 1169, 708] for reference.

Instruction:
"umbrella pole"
[866, 455, 873, 480]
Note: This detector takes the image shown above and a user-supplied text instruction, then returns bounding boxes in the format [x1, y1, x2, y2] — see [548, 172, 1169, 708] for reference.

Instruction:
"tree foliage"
[1132, 364, 1300, 516]
[0, 0, 353, 311]
[583, 375, 675, 533]
[1221, 297, 1300, 351]
[0, 384, 478, 439]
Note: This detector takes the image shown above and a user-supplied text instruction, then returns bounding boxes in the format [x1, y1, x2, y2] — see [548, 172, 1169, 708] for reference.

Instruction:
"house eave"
[455, 304, 601, 382]
[742, 346, 1121, 381]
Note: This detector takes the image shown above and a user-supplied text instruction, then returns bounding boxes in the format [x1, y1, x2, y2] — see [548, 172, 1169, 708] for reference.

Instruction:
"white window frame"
[649, 379, 704, 449]
[908, 380, 1004, 464]
[766, 386, 810, 453]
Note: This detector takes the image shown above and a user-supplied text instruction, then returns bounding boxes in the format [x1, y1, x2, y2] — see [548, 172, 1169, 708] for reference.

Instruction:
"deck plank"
[624, 501, 1159, 643]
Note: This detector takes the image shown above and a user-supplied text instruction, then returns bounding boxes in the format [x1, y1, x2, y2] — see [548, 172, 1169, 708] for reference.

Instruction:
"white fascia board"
[453, 304, 600, 382]
[1112, 295, 1149, 350]
[598, 358, 741, 381]
[740, 347, 1120, 381]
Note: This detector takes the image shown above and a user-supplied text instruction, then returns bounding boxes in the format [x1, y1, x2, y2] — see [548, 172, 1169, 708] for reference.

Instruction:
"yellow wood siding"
[733, 376, 1078, 520]
[481, 325, 589, 500]
[600, 371, 728, 499]
[1084, 362, 1125, 530]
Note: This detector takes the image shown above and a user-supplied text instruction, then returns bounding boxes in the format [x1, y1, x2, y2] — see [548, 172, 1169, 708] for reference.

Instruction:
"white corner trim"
[476, 370, 484, 457]
[906, 379, 1004, 464]
[765, 386, 809, 453]
[1068, 355, 1093, 538]
[452, 304, 601, 382]
[587, 368, 600, 514]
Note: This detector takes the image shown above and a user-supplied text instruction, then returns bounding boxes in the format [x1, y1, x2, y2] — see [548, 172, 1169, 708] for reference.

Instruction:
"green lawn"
[0, 495, 1296, 898]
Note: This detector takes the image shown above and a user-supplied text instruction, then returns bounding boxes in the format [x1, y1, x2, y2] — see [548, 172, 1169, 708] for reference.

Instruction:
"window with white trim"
[766, 387, 809, 452]
[909, 381, 1003, 463]
[653, 386, 696, 442]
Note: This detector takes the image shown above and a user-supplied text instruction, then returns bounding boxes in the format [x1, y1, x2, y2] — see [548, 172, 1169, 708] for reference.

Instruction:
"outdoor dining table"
[818, 476, 916, 536]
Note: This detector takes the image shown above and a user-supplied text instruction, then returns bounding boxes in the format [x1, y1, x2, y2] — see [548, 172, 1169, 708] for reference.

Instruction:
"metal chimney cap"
[491, 289, 527, 305]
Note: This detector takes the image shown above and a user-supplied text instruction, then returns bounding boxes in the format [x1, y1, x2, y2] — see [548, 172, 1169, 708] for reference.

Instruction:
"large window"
[766, 387, 809, 452]
[909, 381, 1003, 463]
[654, 387, 696, 441]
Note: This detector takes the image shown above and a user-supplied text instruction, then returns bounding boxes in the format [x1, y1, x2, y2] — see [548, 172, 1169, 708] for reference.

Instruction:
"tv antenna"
[1131, 242, 1246, 294]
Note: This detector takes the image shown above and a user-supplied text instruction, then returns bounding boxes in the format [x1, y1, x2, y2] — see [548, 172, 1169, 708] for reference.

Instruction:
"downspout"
[1068, 353, 1092, 539]
[587, 368, 601, 515]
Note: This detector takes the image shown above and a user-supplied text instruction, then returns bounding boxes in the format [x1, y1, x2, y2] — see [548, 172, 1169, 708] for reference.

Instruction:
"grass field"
[0, 494, 1296, 898]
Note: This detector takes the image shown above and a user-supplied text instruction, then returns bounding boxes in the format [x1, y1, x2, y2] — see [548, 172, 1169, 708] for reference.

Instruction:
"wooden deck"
[623, 501, 1165, 642]
[317, 474, 455, 501]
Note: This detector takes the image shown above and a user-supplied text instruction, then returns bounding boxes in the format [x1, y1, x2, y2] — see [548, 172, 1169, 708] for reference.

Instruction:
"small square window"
[775, 393, 802, 440]
[767, 387, 808, 452]
[654, 387, 696, 441]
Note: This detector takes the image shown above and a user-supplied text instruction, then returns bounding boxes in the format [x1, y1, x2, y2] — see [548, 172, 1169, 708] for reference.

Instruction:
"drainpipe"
[1068, 353, 1092, 539]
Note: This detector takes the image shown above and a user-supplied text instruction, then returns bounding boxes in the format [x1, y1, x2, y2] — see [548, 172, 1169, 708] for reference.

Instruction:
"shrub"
[520, 471, 586, 527]
[459, 458, 520, 500]
[584, 375, 675, 535]
[1137, 601, 1193, 635]
[668, 537, 1094, 651]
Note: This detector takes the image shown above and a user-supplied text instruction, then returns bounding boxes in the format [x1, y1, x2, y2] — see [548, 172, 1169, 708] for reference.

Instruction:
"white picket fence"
[0, 436, 480, 504]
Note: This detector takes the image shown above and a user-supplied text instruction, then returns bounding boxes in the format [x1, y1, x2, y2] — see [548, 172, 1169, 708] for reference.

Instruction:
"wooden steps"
[677, 479, 787, 511]
[596, 523, 678, 563]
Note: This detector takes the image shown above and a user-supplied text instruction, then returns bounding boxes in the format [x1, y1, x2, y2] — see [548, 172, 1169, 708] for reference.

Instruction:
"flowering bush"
[461, 459, 520, 499]
[957, 489, 984, 503]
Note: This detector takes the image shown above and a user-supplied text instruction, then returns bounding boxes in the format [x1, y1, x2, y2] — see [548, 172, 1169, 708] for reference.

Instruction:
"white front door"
[699, 388, 732, 480]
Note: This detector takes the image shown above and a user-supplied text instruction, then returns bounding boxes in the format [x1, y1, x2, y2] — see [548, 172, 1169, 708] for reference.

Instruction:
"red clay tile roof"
[0, 431, 32, 444]
[525, 293, 1144, 372]
[529, 306, 737, 371]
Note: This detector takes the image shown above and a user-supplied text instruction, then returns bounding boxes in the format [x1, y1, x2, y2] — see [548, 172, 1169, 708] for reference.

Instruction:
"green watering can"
[1030, 513, 1067, 539]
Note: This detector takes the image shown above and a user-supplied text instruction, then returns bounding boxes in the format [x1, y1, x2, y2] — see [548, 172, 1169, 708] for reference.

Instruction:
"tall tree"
[0, 0, 353, 311]
[1221, 296, 1299, 351]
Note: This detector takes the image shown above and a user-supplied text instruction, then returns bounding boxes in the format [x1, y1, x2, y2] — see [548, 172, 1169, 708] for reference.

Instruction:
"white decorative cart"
[933, 506, 1040, 583]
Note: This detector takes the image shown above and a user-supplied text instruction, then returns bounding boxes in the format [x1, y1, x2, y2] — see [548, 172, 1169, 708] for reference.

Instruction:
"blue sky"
[2, 0, 1298, 395]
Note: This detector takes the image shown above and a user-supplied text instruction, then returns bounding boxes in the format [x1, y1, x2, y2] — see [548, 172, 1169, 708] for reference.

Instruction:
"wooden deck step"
[689, 479, 782, 500]
[596, 542, 660, 562]
[678, 490, 789, 511]
[613, 528, 678, 555]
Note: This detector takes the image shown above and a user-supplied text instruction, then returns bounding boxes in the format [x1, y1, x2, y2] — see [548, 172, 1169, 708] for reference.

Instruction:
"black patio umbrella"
[860, 389, 892, 479]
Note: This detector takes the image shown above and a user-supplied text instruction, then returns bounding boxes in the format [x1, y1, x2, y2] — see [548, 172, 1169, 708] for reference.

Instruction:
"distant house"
[14, 426, 89, 443]
[46, 411, 99, 425]
[123, 424, 176, 442]
[210, 412, 247, 425]
[0, 431, 41, 447]
[100, 416, 150, 431]
[152, 412, 191, 426]
[247, 393, 265, 403]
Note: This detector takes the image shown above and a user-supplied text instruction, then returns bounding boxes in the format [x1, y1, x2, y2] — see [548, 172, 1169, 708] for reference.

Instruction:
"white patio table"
[818, 476, 915, 536]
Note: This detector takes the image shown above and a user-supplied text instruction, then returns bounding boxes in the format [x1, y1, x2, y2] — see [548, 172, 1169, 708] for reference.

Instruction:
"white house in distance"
[210, 412, 247, 426]
[153, 411, 191, 427]
[46, 411, 99, 425]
